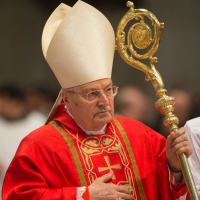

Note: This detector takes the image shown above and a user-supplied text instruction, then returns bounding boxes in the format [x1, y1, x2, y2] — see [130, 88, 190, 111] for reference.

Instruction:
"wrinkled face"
[62, 78, 114, 131]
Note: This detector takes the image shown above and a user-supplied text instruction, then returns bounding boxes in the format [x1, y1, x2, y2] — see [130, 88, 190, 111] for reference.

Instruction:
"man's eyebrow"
[104, 83, 112, 89]
[81, 83, 112, 93]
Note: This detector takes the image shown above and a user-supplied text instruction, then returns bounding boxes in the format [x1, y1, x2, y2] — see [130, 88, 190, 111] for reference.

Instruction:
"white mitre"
[42, 1, 115, 124]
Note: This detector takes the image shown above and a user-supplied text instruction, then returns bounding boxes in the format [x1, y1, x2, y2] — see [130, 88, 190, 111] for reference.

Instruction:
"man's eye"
[105, 87, 112, 93]
[105, 87, 113, 96]
[106, 87, 112, 92]
[88, 91, 97, 96]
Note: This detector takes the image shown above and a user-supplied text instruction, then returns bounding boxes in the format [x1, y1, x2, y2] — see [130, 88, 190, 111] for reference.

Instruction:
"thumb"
[98, 170, 113, 183]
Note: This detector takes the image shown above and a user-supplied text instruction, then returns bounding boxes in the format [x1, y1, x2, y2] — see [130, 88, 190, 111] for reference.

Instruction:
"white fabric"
[0, 111, 46, 199]
[185, 117, 200, 197]
[174, 193, 187, 200]
[79, 123, 106, 136]
[45, 90, 62, 125]
[76, 187, 86, 200]
[42, 3, 71, 59]
[45, 1, 115, 89]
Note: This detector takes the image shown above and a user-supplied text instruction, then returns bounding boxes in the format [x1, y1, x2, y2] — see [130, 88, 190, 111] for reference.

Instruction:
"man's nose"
[97, 92, 109, 105]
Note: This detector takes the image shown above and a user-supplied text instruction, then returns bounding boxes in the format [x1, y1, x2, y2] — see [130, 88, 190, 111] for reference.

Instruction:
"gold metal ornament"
[115, 2, 199, 200]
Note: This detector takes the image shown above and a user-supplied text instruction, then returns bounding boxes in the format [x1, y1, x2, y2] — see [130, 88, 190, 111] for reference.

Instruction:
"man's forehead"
[77, 79, 112, 91]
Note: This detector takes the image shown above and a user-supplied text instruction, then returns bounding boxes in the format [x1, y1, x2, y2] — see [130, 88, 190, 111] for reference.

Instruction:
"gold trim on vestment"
[50, 120, 87, 186]
[60, 121, 137, 198]
[50, 118, 146, 199]
[113, 117, 146, 200]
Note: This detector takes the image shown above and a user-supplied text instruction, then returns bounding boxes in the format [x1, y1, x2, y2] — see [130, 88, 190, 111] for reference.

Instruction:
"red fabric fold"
[82, 186, 89, 200]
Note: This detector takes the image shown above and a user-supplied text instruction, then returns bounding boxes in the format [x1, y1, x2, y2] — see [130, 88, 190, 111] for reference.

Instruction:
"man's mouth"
[98, 110, 108, 113]
[96, 110, 109, 115]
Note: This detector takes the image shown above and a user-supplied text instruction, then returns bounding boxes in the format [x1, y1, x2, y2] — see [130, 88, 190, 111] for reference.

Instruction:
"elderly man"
[2, 1, 192, 200]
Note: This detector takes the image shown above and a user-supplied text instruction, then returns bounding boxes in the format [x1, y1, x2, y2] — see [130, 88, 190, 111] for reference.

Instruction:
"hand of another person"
[165, 127, 192, 170]
[89, 170, 133, 200]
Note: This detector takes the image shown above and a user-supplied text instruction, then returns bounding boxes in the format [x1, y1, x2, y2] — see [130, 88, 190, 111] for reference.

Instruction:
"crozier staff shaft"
[115, 1, 199, 200]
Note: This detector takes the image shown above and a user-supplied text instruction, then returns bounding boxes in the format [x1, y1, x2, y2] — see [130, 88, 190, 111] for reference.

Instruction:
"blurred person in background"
[0, 85, 26, 121]
[154, 88, 193, 138]
[0, 84, 46, 198]
[189, 89, 200, 120]
[184, 117, 200, 197]
[25, 84, 55, 116]
[169, 79, 200, 120]
[169, 89, 192, 128]
[114, 85, 153, 127]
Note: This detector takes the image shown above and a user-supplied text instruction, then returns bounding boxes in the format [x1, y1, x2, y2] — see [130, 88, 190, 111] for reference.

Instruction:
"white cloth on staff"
[185, 117, 200, 197]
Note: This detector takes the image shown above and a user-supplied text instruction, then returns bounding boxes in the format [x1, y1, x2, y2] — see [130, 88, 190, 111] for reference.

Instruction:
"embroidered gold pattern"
[102, 138, 113, 145]
[50, 121, 87, 187]
[85, 139, 99, 147]
[98, 156, 121, 179]
[61, 121, 138, 200]
[113, 117, 146, 200]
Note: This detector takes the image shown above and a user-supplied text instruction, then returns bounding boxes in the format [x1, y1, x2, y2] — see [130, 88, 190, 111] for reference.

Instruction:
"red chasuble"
[2, 104, 188, 200]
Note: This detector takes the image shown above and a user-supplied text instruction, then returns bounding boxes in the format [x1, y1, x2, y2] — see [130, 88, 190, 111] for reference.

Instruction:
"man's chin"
[94, 114, 112, 125]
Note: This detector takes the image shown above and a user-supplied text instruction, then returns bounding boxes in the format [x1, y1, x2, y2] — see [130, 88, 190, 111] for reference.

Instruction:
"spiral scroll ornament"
[115, 2, 199, 200]
[116, 1, 177, 132]
[130, 23, 152, 50]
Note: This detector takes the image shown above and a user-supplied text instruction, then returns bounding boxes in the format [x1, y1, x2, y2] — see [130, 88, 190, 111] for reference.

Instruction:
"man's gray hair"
[62, 86, 77, 92]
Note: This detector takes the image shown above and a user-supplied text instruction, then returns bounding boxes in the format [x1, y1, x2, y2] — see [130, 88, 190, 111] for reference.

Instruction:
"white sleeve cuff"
[76, 186, 86, 200]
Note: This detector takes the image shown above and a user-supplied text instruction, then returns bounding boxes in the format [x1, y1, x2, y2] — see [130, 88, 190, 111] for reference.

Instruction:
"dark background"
[1, 0, 200, 103]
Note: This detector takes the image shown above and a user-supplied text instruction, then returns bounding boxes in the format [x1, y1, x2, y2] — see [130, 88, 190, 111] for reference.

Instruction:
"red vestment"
[2, 104, 188, 200]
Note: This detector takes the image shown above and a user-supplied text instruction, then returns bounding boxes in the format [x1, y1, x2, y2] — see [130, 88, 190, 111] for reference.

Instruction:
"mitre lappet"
[42, 0, 115, 124]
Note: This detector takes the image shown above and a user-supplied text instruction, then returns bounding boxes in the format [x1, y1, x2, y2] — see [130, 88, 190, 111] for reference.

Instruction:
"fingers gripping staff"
[166, 127, 193, 173]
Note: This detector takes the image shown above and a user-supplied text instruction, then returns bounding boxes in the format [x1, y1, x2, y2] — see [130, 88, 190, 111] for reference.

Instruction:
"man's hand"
[166, 127, 192, 170]
[89, 170, 133, 200]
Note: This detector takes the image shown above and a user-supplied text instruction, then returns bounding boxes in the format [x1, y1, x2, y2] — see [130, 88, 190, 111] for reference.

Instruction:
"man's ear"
[61, 91, 69, 104]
